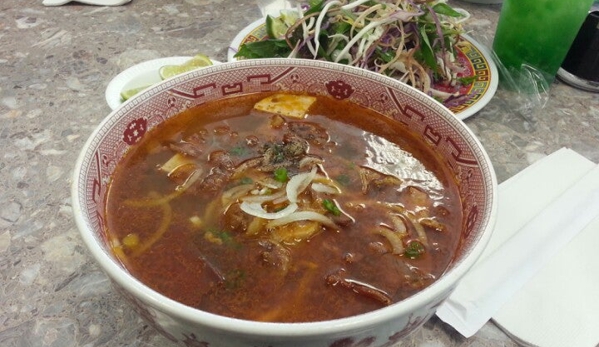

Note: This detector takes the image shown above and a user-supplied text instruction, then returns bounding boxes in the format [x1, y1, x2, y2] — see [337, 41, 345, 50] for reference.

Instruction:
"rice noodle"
[110, 236, 130, 266]
[257, 178, 284, 189]
[298, 155, 323, 169]
[240, 201, 299, 220]
[311, 182, 340, 195]
[125, 169, 203, 207]
[241, 189, 286, 203]
[176, 168, 203, 192]
[221, 184, 253, 205]
[131, 202, 173, 257]
[267, 211, 337, 229]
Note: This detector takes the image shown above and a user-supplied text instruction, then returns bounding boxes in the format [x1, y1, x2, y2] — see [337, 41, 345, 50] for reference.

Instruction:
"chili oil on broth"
[105, 93, 463, 323]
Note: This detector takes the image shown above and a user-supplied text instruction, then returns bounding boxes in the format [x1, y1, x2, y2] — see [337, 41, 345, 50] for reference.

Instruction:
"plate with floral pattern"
[228, 18, 498, 120]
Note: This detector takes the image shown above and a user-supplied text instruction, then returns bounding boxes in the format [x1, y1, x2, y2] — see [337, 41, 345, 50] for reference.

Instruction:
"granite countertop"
[1, 1, 598, 346]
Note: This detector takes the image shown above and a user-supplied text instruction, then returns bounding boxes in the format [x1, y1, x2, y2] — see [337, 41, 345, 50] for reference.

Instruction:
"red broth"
[105, 93, 462, 322]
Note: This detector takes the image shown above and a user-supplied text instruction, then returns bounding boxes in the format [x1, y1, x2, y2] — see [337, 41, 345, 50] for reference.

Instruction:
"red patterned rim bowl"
[72, 58, 497, 347]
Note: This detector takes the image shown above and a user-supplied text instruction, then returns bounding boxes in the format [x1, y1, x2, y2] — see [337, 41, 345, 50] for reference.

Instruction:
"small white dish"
[105, 57, 220, 110]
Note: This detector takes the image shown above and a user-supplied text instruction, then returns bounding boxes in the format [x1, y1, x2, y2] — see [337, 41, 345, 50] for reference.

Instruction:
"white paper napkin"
[436, 147, 599, 347]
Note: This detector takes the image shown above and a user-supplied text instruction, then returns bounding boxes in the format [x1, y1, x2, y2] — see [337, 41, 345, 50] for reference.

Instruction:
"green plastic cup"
[492, 0, 594, 90]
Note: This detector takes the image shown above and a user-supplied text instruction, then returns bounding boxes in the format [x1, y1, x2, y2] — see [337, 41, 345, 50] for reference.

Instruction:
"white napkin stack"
[437, 147, 599, 347]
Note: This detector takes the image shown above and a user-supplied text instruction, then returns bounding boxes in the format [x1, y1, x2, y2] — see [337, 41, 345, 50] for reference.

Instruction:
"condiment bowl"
[72, 58, 497, 347]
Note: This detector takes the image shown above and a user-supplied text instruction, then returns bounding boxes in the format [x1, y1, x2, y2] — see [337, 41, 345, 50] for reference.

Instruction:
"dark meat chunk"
[260, 135, 308, 172]
[195, 168, 231, 196]
[359, 167, 402, 194]
[368, 241, 388, 254]
[262, 143, 286, 167]
[370, 176, 402, 189]
[331, 213, 354, 226]
[245, 135, 259, 147]
[404, 265, 436, 290]
[420, 218, 446, 232]
[222, 203, 252, 233]
[325, 272, 392, 306]
[288, 121, 329, 147]
[269, 114, 286, 129]
[189, 150, 234, 197]
[213, 125, 231, 135]
[168, 133, 205, 158]
[169, 142, 201, 158]
[232, 157, 262, 179]
[282, 133, 309, 157]
[208, 150, 234, 170]
[259, 241, 291, 273]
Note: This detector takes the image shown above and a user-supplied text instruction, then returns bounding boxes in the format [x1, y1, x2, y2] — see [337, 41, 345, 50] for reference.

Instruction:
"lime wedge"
[158, 54, 213, 80]
[266, 14, 288, 39]
[120, 84, 152, 101]
[279, 10, 299, 27]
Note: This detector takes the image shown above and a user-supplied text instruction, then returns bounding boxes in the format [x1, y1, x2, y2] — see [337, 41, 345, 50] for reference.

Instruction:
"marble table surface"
[1, 0, 598, 346]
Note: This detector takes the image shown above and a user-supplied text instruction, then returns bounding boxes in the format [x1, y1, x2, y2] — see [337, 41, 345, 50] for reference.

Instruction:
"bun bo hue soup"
[105, 93, 463, 323]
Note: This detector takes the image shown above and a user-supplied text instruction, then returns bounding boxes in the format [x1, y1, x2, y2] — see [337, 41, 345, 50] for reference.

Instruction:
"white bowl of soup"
[72, 59, 497, 347]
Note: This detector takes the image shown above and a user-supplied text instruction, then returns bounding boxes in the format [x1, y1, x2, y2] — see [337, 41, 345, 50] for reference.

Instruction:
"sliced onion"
[231, 157, 261, 179]
[311, 182, 340, 195]
[375, 227, 405, 255]
[313, 174, 331, 181]
[240, 201, 298, 220]
[286, 166, 317, 203]
[389, 214, 408, 235]
[246, 217, 266, 236]
[299, 155, 323, 169]
[266, 210, 337, 229]
[241, 189, 286, 203]
[257, 178, 283, 189]
[221, 184, 253, 205]
[126, 169, 203, 207]
[176, 168, 203, 193]
[405, 212, 429, 246]
[272, 195, 290, 205]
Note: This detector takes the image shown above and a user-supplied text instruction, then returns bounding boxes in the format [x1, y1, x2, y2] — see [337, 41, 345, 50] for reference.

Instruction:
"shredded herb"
[335, 174, 351, 187]
[235, 39, 291, 59]
[240, 177, 253, 185]
[224, 269, 246, 290]
[234, 0, 471, 101]
[230, 145, 248, 157]
[432, 3, 464, 18]
[263, 143, 286, 163]
[305, 0, 326, 15]
[205, 228, 240, 249]
[274, 167, 289, 182]
[458, 75, 478, 86]
[323, 199, 341, 216]
[404, 240, 425, 259]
